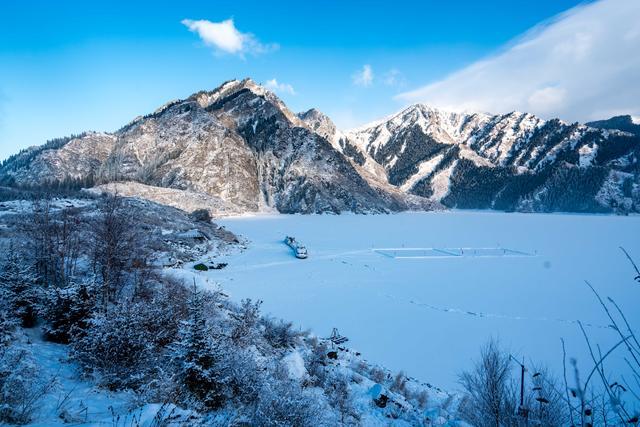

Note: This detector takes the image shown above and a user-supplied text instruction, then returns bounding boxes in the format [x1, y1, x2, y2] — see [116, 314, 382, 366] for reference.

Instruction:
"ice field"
[208, 211, 640, 392]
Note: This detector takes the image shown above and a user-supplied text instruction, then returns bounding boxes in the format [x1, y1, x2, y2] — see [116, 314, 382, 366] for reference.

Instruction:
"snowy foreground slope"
[0, 196, 462, 426]
[210, 211, 640, 391]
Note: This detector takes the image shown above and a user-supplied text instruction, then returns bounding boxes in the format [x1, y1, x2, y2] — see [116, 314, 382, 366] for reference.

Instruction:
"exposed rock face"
[298, 108, 337, 142]
[343, 105, 640, 213]
[0, 132, 116, 185]
[3, 79, 637, 214]
[0, 79, 433, 214]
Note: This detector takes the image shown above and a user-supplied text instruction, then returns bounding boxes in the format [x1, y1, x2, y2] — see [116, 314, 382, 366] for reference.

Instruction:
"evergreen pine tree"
[40, 281, 96, 343]
[0, 293, 15, 351]
[0, 242, 39, 327]
[172, 283, 227, 409]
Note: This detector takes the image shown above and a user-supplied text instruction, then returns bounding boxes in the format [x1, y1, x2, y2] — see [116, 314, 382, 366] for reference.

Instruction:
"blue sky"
[2, 0, 638, 161]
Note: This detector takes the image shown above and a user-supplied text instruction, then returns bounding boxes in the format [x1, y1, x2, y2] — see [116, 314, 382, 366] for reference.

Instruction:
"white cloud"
[182, 18, 278, 57]
[397, 0, 640, 122]
[527, 86, 567, 115]
[382, 69, 406, 87]
[265, 78, 296, 95]
[352, 64, 374, 87]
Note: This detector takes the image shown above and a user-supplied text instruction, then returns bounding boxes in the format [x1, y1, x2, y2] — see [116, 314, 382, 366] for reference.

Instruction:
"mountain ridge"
[338, 104, 639, 213]
[1, 78, 638, 214]
[0, 78, 435, 215]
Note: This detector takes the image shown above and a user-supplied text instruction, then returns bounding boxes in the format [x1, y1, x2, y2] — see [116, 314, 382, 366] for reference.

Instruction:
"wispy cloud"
[181, 18, 278, 57]
[397, 0, 640, 122]
[265, 78, 296, 95]
[352, 64, 374, 87]
[382, 69, 406, 87]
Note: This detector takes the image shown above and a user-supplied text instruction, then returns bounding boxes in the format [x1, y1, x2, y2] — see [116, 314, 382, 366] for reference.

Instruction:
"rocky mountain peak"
[298, 108, 337, 141]
[188, 78, 267, 109]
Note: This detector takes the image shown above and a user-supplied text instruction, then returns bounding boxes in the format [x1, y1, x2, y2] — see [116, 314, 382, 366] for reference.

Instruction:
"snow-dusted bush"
[71, 302, 160, 390]
[415, 389, 430, 409]
[303, 336, 329, 386]
[253, 375, 333, 426]
[323, 371, 358, 425]
[140, 277, 190, 348]
[0, 343, 56, 424]
[40, 281, 96, 343]
[262, 317, 306, 349]
[458, 339, 518, 427]
[390, 371, 408, 396]
[369, 366, 387, 385]
[222, 347, 265, 406]
[229, 298, 262, 348]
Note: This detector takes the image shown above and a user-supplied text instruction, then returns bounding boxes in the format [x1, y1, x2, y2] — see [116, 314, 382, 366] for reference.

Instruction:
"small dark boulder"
[374, 394, 389, 408]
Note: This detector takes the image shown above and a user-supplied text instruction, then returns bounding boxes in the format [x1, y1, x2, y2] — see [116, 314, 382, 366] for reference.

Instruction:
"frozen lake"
[210, 211, 640, 392]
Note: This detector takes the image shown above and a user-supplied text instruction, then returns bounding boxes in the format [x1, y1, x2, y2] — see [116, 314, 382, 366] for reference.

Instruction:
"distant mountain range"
[1, 79, 638, 214]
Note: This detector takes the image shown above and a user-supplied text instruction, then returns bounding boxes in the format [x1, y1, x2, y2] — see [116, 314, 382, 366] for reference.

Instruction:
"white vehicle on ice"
[284, 236, 308, 259]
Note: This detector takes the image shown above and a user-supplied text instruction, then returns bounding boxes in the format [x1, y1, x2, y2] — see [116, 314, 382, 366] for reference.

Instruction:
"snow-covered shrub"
[262, 317, 305, 349]
[229, 298, 262, 348]
[303, 336, 329, 386]
[0, 242, 40, 327]
[222, 347, 265, 406]
[526, 365, 567, 426]
[369, 366, 387, 385]
[140, 278, 188, 348]
[457, 339, 518, 427]
[40, 281, 96, 343]
[71, 302, 159, 390]
[415, 389, 430, 409]
[390, 371, 408, 396]
[252, 376, 333, 427]
[459, 339, 570, 426]
[323, 371, 358, 425]
[0, 343, 56, 424]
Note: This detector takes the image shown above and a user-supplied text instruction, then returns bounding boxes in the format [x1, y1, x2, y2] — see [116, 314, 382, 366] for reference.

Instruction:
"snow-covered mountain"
[0, 79, 432, 214]
[1, 80, 638, 214]
[341, 105, 640, 213]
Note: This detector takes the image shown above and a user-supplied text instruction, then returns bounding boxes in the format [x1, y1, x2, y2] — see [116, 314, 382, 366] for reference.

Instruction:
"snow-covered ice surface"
[210, 211, 640, 392]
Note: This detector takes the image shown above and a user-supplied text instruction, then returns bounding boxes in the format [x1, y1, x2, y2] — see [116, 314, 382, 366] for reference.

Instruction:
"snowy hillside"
[343, 105, 640, 213]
